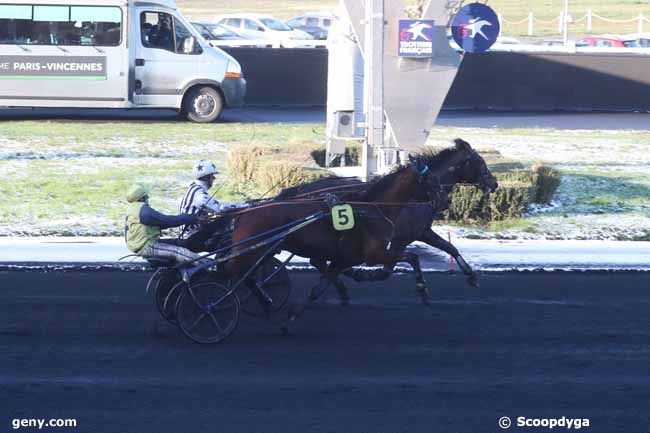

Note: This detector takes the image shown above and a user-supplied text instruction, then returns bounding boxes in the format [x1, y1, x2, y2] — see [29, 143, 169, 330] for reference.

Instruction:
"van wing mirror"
[183, 36, 196, 53]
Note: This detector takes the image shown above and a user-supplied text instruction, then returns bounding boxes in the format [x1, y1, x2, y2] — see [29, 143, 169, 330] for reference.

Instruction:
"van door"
[133, 9, 203, 107]
[0, 3, 128, 108]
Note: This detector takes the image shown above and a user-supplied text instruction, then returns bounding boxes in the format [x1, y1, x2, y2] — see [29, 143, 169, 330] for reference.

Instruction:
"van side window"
[173, 17, 201, 54]
[0, 4, 121, 46]
[141, 12, 173, 51]
[140, 12, 201, 55]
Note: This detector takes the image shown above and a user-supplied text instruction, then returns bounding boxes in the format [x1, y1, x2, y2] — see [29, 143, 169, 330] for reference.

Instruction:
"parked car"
[619, 33, 650, 48]
[537, 38, 565, 46]
[576, 37, 625, 47]
[287, 13, 338, 40]
[286, 23, 328, 40]
[288, 12, 337, 30]
[216, 13, 314, 48]
[191, 22, 270, 47]
[192, 22, 243, 40]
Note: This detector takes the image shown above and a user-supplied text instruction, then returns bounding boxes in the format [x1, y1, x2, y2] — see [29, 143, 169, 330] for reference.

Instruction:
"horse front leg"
[419, 228, 479, 288]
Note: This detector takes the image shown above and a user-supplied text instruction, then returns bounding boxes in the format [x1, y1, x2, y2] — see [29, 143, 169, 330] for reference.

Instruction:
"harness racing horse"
[220, 150, 444, 317]
[276, 138, 498, 299]
[217, 139, 495, 330]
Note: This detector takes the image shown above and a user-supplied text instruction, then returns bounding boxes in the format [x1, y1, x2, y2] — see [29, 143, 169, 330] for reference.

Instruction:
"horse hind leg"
[281, 259, 325, 335]
[282, 259, 350, 335]
[322, 261, 351, 306]
[302, 259, 351, 306]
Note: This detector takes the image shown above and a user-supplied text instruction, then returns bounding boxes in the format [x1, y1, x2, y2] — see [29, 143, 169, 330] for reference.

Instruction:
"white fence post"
[558, 12, 563, 34]
[639, 13, 644, 36]
[587, 8, 592, 32]
[528, 12, 533, 36]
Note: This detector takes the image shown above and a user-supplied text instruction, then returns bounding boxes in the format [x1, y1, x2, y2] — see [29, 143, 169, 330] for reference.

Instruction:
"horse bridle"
[411, 163, 443, 206]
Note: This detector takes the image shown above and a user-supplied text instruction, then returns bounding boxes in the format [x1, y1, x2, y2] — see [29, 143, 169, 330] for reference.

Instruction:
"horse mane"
[361, 165, 408, 201]
[273, 141, 469, 202]
[275, 176, 361, 199]
[361, 145, 463, 200]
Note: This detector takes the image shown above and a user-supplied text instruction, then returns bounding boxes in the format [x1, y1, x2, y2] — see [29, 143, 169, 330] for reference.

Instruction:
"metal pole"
[362, 0, 383, 180]
[563, 0, 569, 46]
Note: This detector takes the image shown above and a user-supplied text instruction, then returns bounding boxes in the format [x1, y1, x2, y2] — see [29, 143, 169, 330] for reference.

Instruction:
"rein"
[288, 182, 366, 199]
[213, 198, 436, 220]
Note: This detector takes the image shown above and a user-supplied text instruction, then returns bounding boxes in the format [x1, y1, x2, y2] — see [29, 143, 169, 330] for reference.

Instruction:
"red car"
[576, 37, 625, 47]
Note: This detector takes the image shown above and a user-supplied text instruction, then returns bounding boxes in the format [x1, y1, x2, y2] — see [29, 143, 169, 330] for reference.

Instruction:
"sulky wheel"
[176, 281, 240, 344]
[240, 257, 292, 317]
[145, 268, 164, 295]
[154, 276, 183, 324]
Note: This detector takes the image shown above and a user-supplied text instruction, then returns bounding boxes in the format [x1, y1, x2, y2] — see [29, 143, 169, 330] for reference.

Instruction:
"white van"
[0, 0, 245, 122]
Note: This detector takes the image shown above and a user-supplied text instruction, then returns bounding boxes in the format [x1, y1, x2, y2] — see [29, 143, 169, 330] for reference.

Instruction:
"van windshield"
[260, 18, 291, 31]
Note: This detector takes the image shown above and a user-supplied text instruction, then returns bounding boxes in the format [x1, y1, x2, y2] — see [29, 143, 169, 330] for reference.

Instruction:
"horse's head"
[448, 138, 498, 194]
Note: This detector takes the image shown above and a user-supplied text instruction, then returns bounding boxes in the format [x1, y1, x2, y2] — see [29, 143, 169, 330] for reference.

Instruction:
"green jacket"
[125, 202, 161, 254]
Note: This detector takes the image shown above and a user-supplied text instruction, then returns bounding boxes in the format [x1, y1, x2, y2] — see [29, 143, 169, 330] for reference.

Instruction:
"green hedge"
[445, 166, 561, 223]
[228, 145, 561, 224]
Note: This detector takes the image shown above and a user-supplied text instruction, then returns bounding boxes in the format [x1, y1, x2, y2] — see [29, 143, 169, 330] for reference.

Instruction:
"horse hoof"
[416, 284, 431, 298]
[467, 275, 480, 288]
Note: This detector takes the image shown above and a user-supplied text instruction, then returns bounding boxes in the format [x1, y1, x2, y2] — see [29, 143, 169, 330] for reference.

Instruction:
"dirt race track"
[1, 271, 649, 433]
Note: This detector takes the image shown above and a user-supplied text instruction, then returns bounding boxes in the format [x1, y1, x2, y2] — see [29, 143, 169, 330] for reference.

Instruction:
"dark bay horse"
[222, 151, 442, 306]
[276, 138, 498, 296]
[221, 139, 496, 312]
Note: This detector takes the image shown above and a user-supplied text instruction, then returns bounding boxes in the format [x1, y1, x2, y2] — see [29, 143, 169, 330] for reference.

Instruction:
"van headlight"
[225, 60, 242, 78]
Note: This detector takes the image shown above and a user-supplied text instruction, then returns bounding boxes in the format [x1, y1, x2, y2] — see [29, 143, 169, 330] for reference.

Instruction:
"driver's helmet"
[126, 183, 149, 203]
[192, 160, 218, 179]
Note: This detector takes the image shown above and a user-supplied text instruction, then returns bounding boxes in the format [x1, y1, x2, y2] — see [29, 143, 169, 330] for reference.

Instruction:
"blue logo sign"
[398, 20, 435, 57]
[451, 3, 500, 53]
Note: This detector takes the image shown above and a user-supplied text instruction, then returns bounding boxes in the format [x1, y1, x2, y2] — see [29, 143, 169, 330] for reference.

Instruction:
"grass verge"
[0, 120, 648, 240]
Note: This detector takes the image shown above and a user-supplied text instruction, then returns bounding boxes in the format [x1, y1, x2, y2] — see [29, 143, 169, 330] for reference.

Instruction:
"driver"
[124, 183, 205, 266]
[148, 13, 173, 50]
[179, 160, 245, 252]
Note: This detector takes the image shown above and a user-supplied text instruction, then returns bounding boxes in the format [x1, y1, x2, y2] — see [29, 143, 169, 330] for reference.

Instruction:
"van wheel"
[184, 86, 224, 123]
